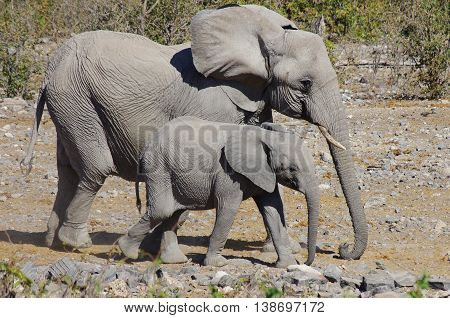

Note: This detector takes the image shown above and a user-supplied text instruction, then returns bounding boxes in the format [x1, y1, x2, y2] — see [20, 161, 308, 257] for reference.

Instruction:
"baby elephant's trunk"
[304, 180, 320, 266]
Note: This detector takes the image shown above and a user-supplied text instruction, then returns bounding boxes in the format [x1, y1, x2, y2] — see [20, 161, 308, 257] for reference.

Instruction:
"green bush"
[0, 0, 448, 99]
[397, 0, 448, 98]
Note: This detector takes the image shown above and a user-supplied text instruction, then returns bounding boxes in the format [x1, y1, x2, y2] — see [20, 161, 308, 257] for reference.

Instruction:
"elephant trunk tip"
[304, 254, 315, 266]
[338, 241, 366, 260]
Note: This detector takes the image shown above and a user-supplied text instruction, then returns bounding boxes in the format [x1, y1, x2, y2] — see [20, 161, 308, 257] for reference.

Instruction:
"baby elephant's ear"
[223, 128, 276, 193]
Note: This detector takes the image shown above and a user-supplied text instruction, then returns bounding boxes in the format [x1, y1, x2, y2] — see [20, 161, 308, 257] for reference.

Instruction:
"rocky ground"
[0, 94, 449, 298]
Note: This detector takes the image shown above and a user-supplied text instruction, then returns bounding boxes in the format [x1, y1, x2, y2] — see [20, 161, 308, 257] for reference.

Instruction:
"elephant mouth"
[318, 126, 346, 150]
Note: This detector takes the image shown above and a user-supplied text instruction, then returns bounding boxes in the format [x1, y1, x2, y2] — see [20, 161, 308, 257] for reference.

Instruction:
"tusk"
[318, 126, 347, 150]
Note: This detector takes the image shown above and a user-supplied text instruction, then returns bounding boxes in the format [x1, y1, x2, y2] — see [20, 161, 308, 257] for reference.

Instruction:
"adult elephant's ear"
[223, 127, 276, 193]
[190, 5, 293, 112]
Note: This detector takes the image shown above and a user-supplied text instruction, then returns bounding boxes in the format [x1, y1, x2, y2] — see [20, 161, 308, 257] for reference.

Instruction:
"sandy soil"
[0, 99, 448, 278]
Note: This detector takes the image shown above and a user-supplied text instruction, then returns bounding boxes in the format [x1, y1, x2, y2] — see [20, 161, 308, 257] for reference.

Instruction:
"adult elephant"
[22, 4, 367, 262]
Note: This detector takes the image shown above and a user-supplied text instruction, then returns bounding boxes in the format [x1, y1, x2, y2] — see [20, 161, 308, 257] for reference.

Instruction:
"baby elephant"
[119, 116, 320, 267]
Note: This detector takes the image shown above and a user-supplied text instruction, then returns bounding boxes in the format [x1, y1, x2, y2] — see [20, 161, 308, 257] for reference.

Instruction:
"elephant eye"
[300, 79, 312, 92]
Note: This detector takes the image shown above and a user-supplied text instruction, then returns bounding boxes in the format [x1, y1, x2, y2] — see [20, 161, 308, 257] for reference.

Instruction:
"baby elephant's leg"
[204, 196, 241, 267]
[118, 214, 161, 259]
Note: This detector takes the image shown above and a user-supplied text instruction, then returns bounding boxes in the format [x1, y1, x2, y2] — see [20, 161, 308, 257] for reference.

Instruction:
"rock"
[319, 151, 332, 163]
[360, 290, 372, 298]
[2, 97, 27, 112]
[389, 271, 416, 287]
[385, 215, 400, 224]
[428, 278, 449, 291]
[11, 193, 23, 199]
[106, 279, 130, 297]
[361, 271, 395, 292]
[283, 265, 327, 286]
[117, 267, 141, 290]
[21, 261, 47, 283]
[341, 276, 362, 289]
[228, 258, 253, 266]
[371, 285, 393, 295]
[4, 132, 13, 138]
[47, 257, 79, 281]
[211, 271, 229, 285]
[179, 266, 198, 275]
[373, 291, 407, 298]
[190, 273, 211, 286]
[0, 196, 6, 202]
[218, 274, 236, 288]
[352, 262, 370, 273]
[375, 261, 387, 270]
[433, 220, 447, 234]
[165, 275, 185, 290]
[75, 262, 102, 274]
[221, 286, 234, 294]
[100, 265, 119, 285]
[319, 183, 331, 190]
[142, 265, 158, 285]
[323, 265, 342, 283]
[364, 196, 386, 209]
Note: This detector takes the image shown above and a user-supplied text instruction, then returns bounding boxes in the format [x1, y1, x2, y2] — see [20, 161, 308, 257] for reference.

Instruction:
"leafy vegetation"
[0, 261, 32, 297]
[0, 0, 447, 99]
[407, 273, 430, 298]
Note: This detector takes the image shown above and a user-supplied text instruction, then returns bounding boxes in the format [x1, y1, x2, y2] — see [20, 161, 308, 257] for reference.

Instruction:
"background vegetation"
[0, 0, 448, 99]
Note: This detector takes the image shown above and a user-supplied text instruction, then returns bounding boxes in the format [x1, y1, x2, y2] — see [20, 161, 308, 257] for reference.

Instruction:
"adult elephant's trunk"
[313, 89, 368, 260]
[304, 181, 320, 265]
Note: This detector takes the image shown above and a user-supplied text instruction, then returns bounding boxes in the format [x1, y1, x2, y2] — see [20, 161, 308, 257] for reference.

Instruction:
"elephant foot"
[118, 235, 141, 259]
[58, 223, 92, 248]
[159, 231, 188, 264]
[262, 237, 301, 254]
[45, 211, 61, 247]
[204, 254, 228, 267]
[275, 255, 297, 268]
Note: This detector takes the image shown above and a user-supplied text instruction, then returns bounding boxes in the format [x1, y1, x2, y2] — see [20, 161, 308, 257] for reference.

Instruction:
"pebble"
[4, 132, 13, 138]
[428, 278, 449, 291]
[373, 291, 407, 298]
[211, 271, 229, 285]
[319, 183, 331, 190]
[284, 265, 327, 286]
[228, 258, 253, 266]
[364, 196, 386, 208]
[433, 220, 447, 234]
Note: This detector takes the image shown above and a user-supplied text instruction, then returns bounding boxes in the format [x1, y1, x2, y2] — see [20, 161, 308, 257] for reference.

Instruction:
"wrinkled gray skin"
[22, 5, 367, 261]
[119, 117, 320, 267]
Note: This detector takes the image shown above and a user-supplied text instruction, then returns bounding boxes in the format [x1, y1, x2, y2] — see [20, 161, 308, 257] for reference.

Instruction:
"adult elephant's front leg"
[260, 185, 301, 253]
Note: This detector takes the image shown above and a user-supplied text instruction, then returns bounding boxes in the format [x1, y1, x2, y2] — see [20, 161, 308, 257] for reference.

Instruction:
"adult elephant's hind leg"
[45, 138, 79, 247]
[57, 182, 104, 248]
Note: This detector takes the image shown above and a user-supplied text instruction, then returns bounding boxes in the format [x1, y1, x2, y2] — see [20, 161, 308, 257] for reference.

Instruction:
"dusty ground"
[0, 97, 448, 286]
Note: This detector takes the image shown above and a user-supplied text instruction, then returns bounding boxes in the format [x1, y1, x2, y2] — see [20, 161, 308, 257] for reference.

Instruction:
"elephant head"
[222, 123, 319, 265]
[191, 5, 367, 260]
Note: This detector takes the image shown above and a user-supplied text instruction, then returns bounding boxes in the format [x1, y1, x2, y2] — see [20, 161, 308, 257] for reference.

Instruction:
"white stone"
[211, 271, 229, 285]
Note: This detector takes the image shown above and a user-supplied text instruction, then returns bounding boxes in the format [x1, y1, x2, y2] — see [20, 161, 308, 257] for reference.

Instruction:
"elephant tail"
[135, 181, 142, 214]
[20, 85, 47, 176]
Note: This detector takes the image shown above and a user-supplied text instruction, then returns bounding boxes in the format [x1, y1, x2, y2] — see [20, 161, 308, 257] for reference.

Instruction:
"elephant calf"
[119, 116, 320, 267]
